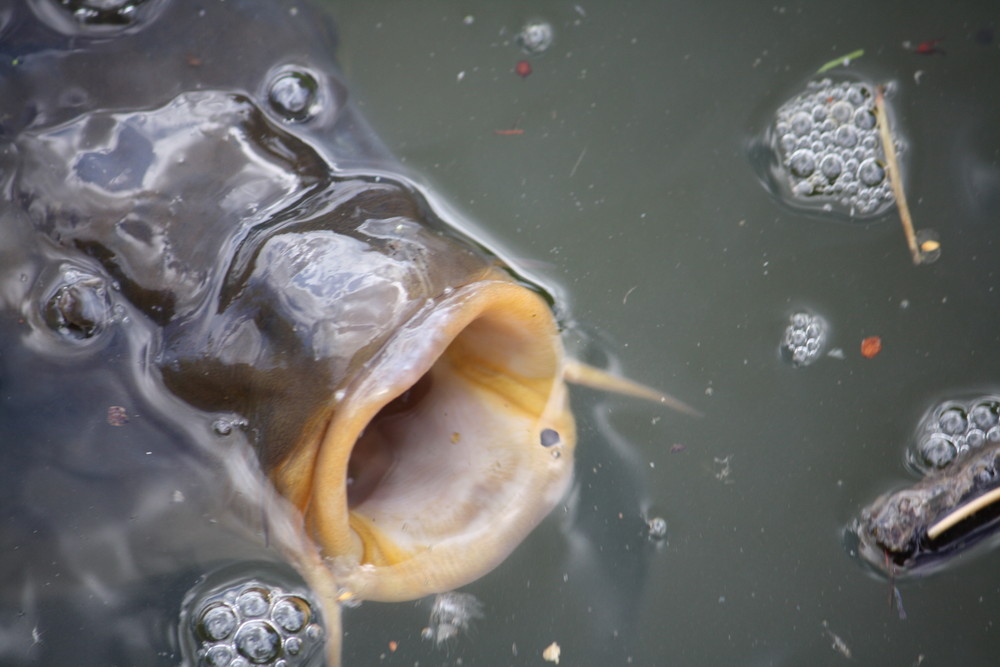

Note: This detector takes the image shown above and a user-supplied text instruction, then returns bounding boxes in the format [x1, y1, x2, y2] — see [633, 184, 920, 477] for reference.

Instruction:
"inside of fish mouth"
[334, 298, 559, 520]
[345, 372, 434, 508]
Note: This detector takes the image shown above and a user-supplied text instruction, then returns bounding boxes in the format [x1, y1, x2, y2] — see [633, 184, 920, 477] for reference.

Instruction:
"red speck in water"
[515, 60, 532, 78]
[913, 39, 945, 55]
[860, 336, 882, 358]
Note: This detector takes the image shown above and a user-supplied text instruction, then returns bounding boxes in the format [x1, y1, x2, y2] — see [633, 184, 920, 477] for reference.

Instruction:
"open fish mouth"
[851, 442, 1000, 575]
[273, 278, 575, 602]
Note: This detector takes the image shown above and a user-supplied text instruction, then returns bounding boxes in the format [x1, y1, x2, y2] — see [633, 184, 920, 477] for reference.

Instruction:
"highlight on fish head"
[278, 271, 577, 602]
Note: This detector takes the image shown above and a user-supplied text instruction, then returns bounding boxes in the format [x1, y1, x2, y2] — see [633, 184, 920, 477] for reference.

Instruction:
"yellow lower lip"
[272, 279, 575, 602]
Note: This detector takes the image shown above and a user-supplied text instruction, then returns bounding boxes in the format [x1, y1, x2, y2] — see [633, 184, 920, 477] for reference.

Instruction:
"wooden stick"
[874, 86, 922, 265]
[927, 486, 1000, 540]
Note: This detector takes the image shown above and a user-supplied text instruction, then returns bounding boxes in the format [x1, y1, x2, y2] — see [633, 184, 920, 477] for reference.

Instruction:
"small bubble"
[970, 402, 1000, 430]
[788, 149, 816, 177]
[967, 429, 987, 449]
[845, 85, 866, 106]
[285, 636, 302, 655]
[199, 604, 238, 642]
[647, 517, 668, 541]
[920, 435, 957, 469]
[234, 621, 281, 663]
[830, 101, 853, 124]
[205, 645, 235, 666]
[938, 407, 968, 436]
[857, 158, 885, 186]
[272, 597, 310, 633]
[213, 419, 233, 436]
[517, 20, 554, 54]
[790, 111, 813, 136]
[237, 588, 270, 618]
[834, 125, 858, 148]
[820, 154, 843, 180]
[268, 71, 319, 122]
[853, 108, 876, 130]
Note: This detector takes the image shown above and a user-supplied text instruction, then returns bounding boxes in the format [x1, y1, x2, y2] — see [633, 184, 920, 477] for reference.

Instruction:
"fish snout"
[274, 279, 576, 602]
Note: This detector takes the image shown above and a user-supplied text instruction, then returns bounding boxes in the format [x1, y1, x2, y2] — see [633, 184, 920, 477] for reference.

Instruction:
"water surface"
[329, 1, 1000, 664]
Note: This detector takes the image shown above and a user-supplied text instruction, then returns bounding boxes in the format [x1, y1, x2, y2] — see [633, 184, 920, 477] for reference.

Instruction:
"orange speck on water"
[860, 336, 882, 358]
[389, 641, 398, 652]
[515, 60, 533, 78]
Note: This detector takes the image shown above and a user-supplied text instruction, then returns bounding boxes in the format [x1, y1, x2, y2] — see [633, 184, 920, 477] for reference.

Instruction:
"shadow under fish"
[0, 1, 696, 664]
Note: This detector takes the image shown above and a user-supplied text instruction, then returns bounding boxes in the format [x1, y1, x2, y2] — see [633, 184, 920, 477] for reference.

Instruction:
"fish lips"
[273, 278, 576, 602]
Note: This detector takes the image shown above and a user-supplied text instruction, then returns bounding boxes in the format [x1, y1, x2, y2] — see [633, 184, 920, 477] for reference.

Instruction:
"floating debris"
[515, 60, 533, 78]
[421, 592, 484, 647]
[542, 641, 562, 664]
[106, 405, 129, 426]
[860, 335, 882, 359]
[816, 48, 865, 74]
[821, 620, 852, 659]
[874, 86, 933, 264]
[714, 455, 734, 484]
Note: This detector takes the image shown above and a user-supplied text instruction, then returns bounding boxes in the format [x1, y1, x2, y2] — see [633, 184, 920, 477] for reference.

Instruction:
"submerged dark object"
[0, 1, 578, 664]
[850, 397, 1000, 575]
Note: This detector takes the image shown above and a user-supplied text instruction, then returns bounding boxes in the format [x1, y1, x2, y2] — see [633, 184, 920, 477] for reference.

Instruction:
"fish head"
[3, 0, 577, 607]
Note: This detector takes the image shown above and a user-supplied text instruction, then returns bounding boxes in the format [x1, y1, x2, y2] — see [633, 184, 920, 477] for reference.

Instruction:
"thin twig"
[874, 86, 922, 264]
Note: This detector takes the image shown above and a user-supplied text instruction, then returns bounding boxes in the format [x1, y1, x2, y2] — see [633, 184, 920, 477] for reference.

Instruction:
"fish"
[0, 1, 694, 664]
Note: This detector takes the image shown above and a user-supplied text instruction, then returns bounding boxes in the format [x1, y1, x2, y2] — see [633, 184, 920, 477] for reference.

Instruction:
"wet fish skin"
[1, 1, 576, 664]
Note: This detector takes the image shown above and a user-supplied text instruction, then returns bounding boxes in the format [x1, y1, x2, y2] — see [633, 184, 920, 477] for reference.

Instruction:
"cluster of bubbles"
[779, 311, 828, 367]
[191, 583, 323, 667]
[420, 592, 484, 646]
[911, 397, 1000, 473]
[768, 78, 896, 218]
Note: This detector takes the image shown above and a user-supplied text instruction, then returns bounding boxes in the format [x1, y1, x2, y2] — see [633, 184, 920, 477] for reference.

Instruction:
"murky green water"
[328, 1, 1000, 664]
[2, 2, 998, 665]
